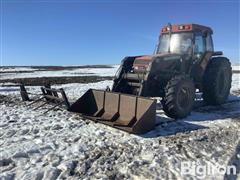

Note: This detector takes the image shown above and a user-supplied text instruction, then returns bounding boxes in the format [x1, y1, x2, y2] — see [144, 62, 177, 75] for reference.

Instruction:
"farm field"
[0, 65, 239, 179]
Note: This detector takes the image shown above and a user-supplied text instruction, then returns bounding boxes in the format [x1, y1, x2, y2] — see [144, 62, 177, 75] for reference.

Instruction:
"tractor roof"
[161, 24, 213, 34]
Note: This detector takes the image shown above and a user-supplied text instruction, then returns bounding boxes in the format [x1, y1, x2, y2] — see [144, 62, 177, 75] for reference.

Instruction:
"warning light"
[162, 24, 192, 33]
[161, 27, 168, 33]
[178, 25, 192, 31]
[185, 25, 191, 29]
[179, 25, 184, 30]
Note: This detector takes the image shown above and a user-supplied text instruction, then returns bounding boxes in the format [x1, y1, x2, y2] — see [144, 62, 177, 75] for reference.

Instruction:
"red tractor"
[112, 23, 232, 119]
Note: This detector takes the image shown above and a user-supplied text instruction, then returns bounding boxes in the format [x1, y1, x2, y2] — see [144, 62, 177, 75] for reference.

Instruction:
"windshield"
[157, 33, 193, 55]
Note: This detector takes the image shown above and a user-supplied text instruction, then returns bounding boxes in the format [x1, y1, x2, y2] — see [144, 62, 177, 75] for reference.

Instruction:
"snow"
[232, 65, 240, 71]
[232, 73, 240, 91]
[0, 66, 240, 179]
[53, 81, 113, 101]
[0, 67, 37, 72]
[0, 65, 119, 80]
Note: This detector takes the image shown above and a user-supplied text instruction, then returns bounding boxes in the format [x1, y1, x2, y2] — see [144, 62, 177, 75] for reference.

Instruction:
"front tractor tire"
[161, 76, 195, 119]
[202, 57, 232, 105]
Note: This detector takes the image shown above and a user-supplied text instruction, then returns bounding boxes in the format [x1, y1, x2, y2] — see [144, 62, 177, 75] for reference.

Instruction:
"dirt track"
[0, 76, 113, 86]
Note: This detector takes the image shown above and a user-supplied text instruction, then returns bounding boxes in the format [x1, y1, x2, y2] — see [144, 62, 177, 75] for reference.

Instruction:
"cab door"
[193, 32, 206, 62]
[191, 32, 213, 89]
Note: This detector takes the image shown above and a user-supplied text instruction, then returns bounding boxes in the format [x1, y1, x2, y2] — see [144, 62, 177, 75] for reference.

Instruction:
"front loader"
[21, 23, 232, 134]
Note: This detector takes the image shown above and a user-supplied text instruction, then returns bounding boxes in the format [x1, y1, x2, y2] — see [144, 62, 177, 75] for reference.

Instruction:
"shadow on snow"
[142, 94, 240, 138]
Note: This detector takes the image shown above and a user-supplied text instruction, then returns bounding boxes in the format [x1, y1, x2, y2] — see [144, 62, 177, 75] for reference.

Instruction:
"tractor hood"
[133, 53, 182, 72]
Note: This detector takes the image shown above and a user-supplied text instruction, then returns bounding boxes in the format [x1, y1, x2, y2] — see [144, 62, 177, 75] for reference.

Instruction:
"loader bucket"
[69, 89, 156, 134]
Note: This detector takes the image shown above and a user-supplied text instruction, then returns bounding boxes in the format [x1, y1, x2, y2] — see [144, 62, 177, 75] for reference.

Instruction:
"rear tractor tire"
[202, 57, 232, 105]
[161, 76, 195, 119]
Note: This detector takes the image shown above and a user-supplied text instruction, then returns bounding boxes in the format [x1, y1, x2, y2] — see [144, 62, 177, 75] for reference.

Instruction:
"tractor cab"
[156, 24, 214, 62]
[132, 24, 215, 75]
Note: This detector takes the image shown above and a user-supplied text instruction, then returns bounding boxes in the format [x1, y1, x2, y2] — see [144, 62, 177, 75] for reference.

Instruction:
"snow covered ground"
[232, 65, 240, 71]
[0, 66, 239, 179]
[232, 73, 240, 91]
[0, 65, 119, 80]
[0, 67, 37, 73]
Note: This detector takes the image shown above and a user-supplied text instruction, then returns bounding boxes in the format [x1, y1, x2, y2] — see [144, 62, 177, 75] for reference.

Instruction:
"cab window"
[206, 33, 213, 51]
[194, 33, 205, 60]
[194, 34, 204, 53]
